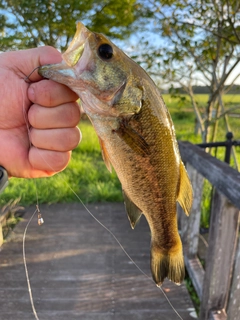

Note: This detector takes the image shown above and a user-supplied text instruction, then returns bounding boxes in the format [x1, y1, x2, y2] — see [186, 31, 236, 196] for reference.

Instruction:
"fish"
[38, 22, 193, 286]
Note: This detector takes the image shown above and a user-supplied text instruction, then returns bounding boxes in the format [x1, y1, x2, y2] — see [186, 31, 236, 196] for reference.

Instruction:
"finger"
[29, 147, 71, 173]
[28, 80, 78, 106]
[28, 102, 80, 129]
[30, 127, 81, 152]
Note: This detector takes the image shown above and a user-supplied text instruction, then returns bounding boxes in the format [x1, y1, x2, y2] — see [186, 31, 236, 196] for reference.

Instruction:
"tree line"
[171, 85, 240, 95]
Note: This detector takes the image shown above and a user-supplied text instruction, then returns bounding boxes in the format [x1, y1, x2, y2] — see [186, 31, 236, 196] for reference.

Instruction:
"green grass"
[163, 93, 240, 141]
[200, 180, 213, 229]
[185, 273, 200, 315]
[1, 94, 240, 210]
[163, 93, 240, 165]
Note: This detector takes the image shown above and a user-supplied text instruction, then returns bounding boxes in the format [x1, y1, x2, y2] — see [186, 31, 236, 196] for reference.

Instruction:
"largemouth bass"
[39, 22, 193, 286]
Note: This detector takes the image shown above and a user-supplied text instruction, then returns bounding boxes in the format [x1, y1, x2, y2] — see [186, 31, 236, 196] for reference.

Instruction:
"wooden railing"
[0, 210, 9, 246]
[178, 141, 240, 320]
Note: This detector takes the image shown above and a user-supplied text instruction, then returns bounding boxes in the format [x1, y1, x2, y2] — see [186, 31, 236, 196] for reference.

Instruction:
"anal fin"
[177, 161, 193, 216]
[123, 190, 142, 229]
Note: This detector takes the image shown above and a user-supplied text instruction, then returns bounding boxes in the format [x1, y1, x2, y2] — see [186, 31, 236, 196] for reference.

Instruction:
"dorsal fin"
[122, 190, 142, 229]
[177, 161, 193, 216]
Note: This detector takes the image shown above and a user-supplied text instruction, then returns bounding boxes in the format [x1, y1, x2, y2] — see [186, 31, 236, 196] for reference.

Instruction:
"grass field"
[163, 93, 240, 141]
[164, 94, 240, 163]
[1, 94, 240, 211]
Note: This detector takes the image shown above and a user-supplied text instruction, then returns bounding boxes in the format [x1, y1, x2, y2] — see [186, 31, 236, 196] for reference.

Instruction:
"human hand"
[0, 46, 81, 178]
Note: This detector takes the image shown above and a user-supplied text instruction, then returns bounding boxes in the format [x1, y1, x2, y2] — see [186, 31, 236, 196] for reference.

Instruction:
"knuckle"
[69, 103, 80, 125]
[32, 81, 53, 106]
[28, 105, 38, 128]
[62, 127, 81, 151]
[61, 102, 81, 127]
[71, 127, 81, 148]
[29, 128, 37, 145]
[50, 151, 70, 171]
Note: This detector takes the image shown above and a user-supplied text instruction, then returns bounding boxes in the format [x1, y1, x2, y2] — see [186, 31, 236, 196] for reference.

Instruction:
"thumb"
[9, 46, 62, 82]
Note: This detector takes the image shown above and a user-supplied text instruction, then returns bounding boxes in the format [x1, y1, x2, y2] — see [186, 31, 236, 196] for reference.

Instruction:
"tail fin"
[150, 239, 185, 286]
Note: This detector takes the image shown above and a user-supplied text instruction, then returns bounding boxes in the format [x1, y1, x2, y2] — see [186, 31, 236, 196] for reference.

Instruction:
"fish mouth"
[38, 22, 90, 84]
[62, 21, 90, 67]
[38, 22, 124, 117]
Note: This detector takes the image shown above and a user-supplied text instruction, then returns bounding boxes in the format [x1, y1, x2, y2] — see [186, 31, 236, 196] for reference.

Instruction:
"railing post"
[179, 141, 240, 320]
[199, 190, 239, 320]
[224, 132, 233, 164]
[227, 235, 240, 320]
[181, 163, 204, 256]
[0, 220, 3, 246]
[179, 163, 205, 298]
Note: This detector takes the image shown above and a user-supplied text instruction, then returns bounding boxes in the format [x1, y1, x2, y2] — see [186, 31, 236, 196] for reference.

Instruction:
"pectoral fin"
[123, 190, 142, 229]
[115, 120, 150, 157]
[98, 137, 112, 173]
[177, 161, 193, 216]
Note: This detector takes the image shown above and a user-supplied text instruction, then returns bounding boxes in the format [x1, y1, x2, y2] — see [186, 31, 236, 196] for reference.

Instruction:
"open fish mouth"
[38, 21, 95, 96]
[38, 22, 90, 79]
[62, 22, 90, 67]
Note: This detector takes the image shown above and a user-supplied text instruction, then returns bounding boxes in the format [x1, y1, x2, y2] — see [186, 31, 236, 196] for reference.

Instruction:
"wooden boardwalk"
[0, 203, 196, 320]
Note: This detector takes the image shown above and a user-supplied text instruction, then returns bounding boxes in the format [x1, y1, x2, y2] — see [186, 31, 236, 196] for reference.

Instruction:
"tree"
[133, 0, 240, 167]
[0, 0, 138, 51]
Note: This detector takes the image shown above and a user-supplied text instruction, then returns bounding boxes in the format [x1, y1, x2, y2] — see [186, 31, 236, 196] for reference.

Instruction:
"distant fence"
[196, 132, 240, 165]
[178, 141, 240, 320]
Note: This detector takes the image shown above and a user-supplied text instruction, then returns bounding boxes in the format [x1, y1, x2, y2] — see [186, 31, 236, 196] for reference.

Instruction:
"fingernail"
[28, 86, 35, 102]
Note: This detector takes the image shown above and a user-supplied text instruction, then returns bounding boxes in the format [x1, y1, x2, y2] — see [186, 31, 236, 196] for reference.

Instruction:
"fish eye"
[98, 44, 113, 60]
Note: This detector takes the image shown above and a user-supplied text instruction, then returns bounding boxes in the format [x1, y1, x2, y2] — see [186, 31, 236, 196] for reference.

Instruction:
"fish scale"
[39, 21, 193, 286]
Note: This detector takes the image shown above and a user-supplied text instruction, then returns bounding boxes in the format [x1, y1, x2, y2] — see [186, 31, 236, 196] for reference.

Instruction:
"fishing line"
[68, 185, 184, 320]
[21, 83, 43, 320]
[23, 153, 184, 320]
[21, 83, 43, 227]
[24, 67, 40, 83]
[22, 208, 40, 320]
[21, 75, 183, 320]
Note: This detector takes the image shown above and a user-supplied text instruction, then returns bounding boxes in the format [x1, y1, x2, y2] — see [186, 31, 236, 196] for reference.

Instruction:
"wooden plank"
[185, 257, 204, 299]
[209, 309, 227, 320]
[199, 190, 239, 320]
[179, 163, 205, 300]
[0, 203, 196, 320]
[180, 163, 204, 257]
[0, 222, 3, 247]
[0, 209, 9, 247]
[227, 235, 240, 320]
[178, 141, 240, 210]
